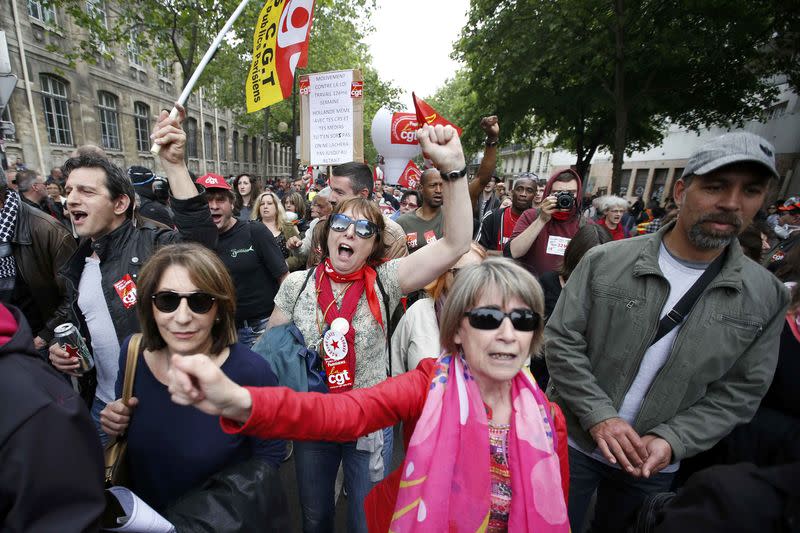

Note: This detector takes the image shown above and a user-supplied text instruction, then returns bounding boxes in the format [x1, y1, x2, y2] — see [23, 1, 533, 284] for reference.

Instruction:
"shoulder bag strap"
[121, 333, 143, 403]
[292, 267, 316, 316]
[649, 249, 727, 347]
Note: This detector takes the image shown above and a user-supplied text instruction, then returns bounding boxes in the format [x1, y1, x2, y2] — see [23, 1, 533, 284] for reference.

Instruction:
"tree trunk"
[527, 145, 533, 172]
[610, 0, 627, 196]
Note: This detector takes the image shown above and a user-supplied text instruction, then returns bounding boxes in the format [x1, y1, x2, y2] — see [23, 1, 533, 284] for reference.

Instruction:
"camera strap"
[649, 247, 726, 347]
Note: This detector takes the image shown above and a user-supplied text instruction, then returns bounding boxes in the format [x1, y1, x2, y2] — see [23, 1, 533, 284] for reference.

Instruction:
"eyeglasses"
[464, 307, 540, 331]
[152, 291, 216, 314]
[400, 201, 417, 208]
[329, 213, 379, 239]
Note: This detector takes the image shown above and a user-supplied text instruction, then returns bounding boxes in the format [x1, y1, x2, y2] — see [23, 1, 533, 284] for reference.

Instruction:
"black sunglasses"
[464, 307, 540, 332]
[152, 291, 216, 314]
[329, 213, 379, 239]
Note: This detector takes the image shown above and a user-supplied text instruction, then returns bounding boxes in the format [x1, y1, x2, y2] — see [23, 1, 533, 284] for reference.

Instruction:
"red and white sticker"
[424, 230, 438, 245]
[322, 329, 352, 391]
[299, 76, 310, 95]
[350, 81, 363, 98]
[406, 232, 418, 249]
[113, 274, 138, 309]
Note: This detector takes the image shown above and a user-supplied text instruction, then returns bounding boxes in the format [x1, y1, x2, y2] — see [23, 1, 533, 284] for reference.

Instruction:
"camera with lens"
[152, 177, 170, 203]
[554, 190, 575, 210]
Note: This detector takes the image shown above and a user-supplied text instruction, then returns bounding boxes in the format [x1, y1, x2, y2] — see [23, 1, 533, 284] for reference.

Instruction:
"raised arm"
[152, 103, 217, 248]
[152, 103, 199, 200]
[469, 116, 499, 217]
[397, 124, 471, 294]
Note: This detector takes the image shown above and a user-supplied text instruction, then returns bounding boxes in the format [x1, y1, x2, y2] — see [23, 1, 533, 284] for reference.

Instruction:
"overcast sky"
[363, 0, 470, 109]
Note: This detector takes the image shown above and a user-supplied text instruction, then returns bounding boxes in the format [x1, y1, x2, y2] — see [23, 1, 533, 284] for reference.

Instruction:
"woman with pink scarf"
[167, 257, 569, 532]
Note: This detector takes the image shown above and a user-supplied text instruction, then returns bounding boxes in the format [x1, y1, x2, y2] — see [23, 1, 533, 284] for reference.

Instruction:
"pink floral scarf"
[390, 353, 569, 531]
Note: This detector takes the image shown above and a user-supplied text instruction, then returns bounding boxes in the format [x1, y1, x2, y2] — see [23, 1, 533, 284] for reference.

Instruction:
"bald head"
[420, 168, 439, 186]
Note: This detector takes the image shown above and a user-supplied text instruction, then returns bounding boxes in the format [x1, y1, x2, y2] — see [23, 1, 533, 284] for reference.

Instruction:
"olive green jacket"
[545, 222, 789, 462]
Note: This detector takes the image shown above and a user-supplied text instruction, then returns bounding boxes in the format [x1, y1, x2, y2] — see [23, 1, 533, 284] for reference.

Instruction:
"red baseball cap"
[195, 173, 231, 190]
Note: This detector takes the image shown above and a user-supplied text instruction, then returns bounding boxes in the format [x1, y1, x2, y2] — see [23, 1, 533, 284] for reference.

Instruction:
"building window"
[204, 122, 213, 160]
[86, 0, 107, 26]
[251, 137, 257, 164]
[157, 60, 172, 80]
[1, 107, 15, 141]
[232, 131, 239, 160]
[763, 101, 789, 121]
[185, 118, 198, 158]
[632, 169, 648, 197]
[85, 0, 108, 53]
[97, 91, 120, 150]
[133, 102, 150, 152]
[27, 0, 56, 24]
[218, 127, 227, 161]
[618, 169, 632, 196]
[127, 40, 143, 67]
[242, 135, 249, 162]
[651, 168, 669, 201]
[40, 74, 73, 146]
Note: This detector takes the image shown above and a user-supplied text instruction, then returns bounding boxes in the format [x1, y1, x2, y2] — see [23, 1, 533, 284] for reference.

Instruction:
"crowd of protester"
[0, 105, 798, 533]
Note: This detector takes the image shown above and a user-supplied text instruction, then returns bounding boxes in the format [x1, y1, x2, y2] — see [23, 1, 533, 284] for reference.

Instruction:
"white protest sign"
[308, 70, 354, 165]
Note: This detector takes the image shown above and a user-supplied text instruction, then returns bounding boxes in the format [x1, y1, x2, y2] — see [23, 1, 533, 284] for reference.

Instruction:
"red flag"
[412, 92, 462, 136]
[397, 160, 422, 189]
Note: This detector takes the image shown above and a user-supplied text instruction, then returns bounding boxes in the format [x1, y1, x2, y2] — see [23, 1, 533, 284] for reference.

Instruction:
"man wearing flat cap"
[545, 131, 790, 532]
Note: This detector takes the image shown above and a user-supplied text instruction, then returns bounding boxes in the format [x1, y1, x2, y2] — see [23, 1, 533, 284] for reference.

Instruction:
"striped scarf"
[0, 191, 20, 280]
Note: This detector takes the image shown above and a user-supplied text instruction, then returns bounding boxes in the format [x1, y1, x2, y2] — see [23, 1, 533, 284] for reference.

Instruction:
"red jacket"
[222, 359, 570, 532]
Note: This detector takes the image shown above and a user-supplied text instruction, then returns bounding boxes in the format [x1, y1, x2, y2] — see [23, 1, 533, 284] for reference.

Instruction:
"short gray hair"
[597, 195, 628, 213]
[438, 257, 545, 357]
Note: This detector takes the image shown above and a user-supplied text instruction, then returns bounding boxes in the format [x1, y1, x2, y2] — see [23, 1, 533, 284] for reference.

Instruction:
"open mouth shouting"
[70, 210, 88, 224]
[338, 243, 354, 259]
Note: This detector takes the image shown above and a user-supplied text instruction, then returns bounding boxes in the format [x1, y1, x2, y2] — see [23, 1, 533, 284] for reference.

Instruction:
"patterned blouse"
[273, 260, 403, 389]
[488, 422, 512, 532]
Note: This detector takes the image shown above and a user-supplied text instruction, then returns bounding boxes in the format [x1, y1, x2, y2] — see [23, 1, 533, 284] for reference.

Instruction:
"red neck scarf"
[315, 259, 383, 392]
[319, 258, 383, 328]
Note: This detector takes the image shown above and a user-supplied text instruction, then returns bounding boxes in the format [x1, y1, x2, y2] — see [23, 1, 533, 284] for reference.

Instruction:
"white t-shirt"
[78, 257, 121, 404]
[570, 243, 708, 474]
[390, 298, 440, 377]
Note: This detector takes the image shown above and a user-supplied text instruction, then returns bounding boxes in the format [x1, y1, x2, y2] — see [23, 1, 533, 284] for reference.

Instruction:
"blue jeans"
[90, 396, 110, 448]
[237, 317, 269, 348]
[294, 426, 393, 533]
[568, 446, 675, 533]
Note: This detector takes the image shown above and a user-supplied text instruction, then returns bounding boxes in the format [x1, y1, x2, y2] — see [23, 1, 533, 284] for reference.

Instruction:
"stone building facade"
[1, 0, 293, 179]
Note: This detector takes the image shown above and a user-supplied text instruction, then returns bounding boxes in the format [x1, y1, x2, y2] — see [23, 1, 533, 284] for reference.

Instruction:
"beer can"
[54, 323, 94, 375]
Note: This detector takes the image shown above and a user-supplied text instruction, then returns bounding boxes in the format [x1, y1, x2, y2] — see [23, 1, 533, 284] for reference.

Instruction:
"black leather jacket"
[11, 201, 76, 342]
[55, 194, 217, 347]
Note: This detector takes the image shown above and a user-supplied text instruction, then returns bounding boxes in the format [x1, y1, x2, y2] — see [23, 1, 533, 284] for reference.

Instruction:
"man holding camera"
[505, 168, 585, 276]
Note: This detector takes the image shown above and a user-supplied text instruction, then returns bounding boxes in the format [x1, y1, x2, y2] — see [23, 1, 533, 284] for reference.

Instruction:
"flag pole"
[150, 0, 252, 154]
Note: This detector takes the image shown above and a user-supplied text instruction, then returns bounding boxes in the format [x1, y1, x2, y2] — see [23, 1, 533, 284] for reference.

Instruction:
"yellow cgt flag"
[245, 0, 315, 113]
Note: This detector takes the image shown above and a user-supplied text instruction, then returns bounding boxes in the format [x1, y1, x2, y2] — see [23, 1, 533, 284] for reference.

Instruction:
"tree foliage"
[455, 0, 798, 192]
[45, 0, 401, 166]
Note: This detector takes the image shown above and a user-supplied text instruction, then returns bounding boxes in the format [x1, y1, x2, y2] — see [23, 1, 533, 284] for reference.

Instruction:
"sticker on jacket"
[113, 274, 138, 309]
[546, 235, 571, 256]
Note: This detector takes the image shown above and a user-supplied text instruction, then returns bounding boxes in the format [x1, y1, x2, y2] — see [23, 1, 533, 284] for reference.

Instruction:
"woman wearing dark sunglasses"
[168, 257, 569, 532]
[242, 124, 474, 532]
[99, 243, 286, 523]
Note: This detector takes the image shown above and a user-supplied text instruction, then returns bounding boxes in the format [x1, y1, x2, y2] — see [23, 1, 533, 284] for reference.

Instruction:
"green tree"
[457, 0, 798, 193]
[47, 0, 401, 167]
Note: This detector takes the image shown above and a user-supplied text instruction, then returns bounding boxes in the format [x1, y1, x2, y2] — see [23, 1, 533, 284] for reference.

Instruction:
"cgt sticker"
[113, 274, 138, 309]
